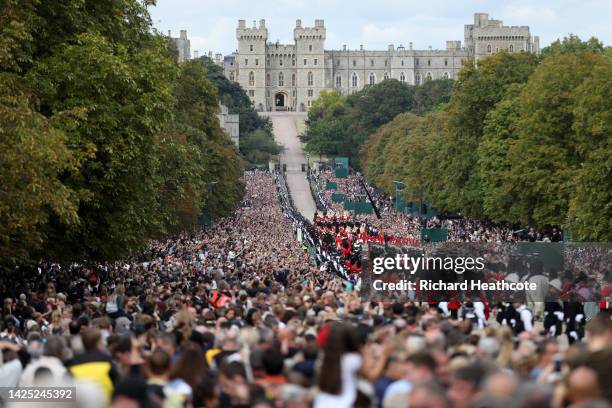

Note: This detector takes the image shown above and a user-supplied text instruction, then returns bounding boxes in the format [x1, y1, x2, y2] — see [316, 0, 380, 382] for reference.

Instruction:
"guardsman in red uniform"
[448, 291, 461, 319]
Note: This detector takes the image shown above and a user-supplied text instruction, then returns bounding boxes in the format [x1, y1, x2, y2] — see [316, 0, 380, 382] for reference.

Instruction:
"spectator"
[66, 328, 119, 404]
[314, 323, 362, 408]
[20, 336, 68, 386]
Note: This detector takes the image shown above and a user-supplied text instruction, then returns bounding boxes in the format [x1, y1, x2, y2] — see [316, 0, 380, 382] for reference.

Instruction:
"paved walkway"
[261, 112, 316, 221]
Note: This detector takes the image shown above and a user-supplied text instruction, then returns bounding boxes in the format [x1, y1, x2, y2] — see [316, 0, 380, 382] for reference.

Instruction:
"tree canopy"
[0, 0, 244, 266]
[201, 56, 281, 168]
[357, 37, 611, 241]
[304, 78, 452, 164]
[541, 34, 610, 57]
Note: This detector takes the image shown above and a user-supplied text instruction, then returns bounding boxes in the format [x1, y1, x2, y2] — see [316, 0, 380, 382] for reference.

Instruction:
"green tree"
[361, 112, 422, 192]
[0, 0, 38, 72]
[360, 110, 448, 206]
[411, 79, 453, 114]
[201, 56, 270, 135]
[200, 56, 279, 167]
[174, 58, 223, 137]
[433, 52, 539, 217]
[29, 33, 178, 261]
[506, 53, 610, 228]
[542, 34, 605, 57]
[567, 64, 612, 240]
[172, 60, 244, 221]
[305, 81, 415, 163]
[154, 129, 203, 232]
[0, 0, 247, 266]
[345, 79, 414, 160]
[240, 129, 282, 166]
[478, 84, 524, 224]
[304, 91, 349, 157]
[0, 79, 82, 265]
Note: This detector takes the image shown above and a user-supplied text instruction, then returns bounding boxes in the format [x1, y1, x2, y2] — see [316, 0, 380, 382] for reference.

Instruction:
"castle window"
[428, 59, 431, 66]
[487, 44, 492, 53]
[292, 73, 296, 86]
[303, 58, 307, 66]
[278, 72, 284, 86]
[509, 44, 514, 52]
[245, 58, 248, 66]
[280, 58, 283, 66]
[308, 89, 313, 97]
[415, 73, 421, 85]
[443, 72, 449, 79]
[250, 44, 253, 52]
[401, 59, 404, 66]
[353, 60, 356, 67]
[307, 71, 313, 86]
[308, 100, 311, 107]
[416, 58, 419, 66]
[309, 45, 312, 52]
[385, 59, 388, 66]
[369, 72, 375, 85]
[371, 59, 374, 67]
[314, 58, 318, 65]
[248, 71, 255, 86]
[335, 75, 342, 88]
[266, 73, 270, 86]
[383, 72, 389, 80]
[444, 59, 448, 66]
[426, 72, 432, 82]
[352, 72, 358, 87]
[399, 72, 405, 83]
[229, 72, 235, 81]
[249, 90, 254, 97]
[255, 58, 259, 66]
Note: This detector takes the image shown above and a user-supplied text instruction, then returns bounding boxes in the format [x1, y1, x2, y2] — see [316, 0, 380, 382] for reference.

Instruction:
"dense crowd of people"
[311, 168, 565, 244]
[0, 170, 610, 408]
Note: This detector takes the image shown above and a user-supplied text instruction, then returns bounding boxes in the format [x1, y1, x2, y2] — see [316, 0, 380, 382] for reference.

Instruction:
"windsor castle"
[175, 13, 540, 112]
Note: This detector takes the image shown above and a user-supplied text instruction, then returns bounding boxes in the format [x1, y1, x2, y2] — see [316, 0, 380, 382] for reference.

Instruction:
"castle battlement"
[294, 19, 326, 41]
[237, 19, 268, 40]
[220, 13, 538, 112]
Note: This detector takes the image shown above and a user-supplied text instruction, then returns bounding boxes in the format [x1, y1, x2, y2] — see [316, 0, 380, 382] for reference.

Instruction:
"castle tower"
[294, 19, 326, 112]
[236, 19, 267, 111]
[171, 30, 191, 63]
[465, 13, 539, 63]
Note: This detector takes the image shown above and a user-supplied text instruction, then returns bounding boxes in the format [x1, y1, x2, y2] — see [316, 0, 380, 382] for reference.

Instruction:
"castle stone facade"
[465, 13, 540, 62]
[218, 13, 539, 112]
[170, 30, 191, 63]
[217, 104, 240, 147]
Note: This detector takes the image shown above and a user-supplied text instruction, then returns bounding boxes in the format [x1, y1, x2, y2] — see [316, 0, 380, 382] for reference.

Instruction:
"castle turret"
[294, 19, 326, 112]
[236, 19, 268, 111]
[465, 12, 538, 63]
[172, 30, 190, 63]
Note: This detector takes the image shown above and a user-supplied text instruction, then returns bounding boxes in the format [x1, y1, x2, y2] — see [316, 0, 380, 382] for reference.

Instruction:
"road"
[261, 112, 316, 221]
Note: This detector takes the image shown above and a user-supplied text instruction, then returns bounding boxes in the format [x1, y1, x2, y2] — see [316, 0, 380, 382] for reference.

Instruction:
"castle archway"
[274, 92, 287, 110]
